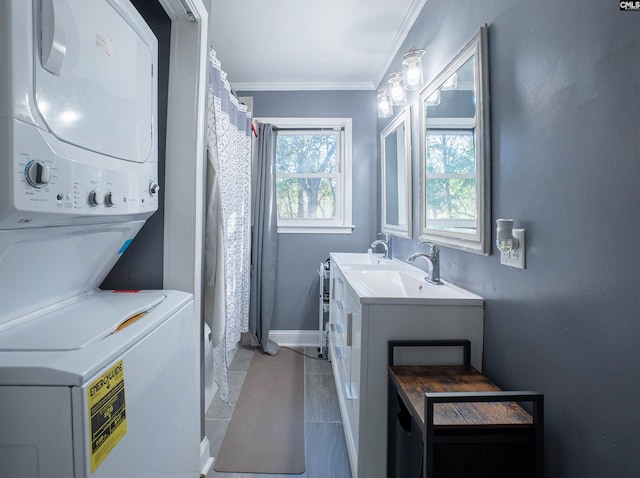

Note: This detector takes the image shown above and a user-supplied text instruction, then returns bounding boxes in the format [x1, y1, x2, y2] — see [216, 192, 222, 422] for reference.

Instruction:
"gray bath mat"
[213, 347, 305, 474]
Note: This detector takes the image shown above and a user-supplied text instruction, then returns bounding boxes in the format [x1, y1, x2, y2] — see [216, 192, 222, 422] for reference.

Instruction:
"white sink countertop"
[330, 252, 395, 266]
[330, 252, 483, 305]
[330, 253, 414, 270]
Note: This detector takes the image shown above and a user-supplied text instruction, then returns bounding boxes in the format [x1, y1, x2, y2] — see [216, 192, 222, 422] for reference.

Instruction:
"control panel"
[0, 120, 159, 229]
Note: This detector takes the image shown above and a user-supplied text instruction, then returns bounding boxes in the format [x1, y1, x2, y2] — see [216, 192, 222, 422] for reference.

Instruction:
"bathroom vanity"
[328, 253, 484, 478]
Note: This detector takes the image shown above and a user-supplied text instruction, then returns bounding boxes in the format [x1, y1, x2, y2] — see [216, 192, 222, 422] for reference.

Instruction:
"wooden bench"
[387, 340, 544, 478]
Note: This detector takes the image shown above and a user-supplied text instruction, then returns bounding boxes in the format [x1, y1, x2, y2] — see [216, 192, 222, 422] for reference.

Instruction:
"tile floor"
[205, 346, 352, 478]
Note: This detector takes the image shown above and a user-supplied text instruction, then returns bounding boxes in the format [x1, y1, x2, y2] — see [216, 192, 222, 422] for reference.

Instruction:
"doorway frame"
[157, 0, 211, 473]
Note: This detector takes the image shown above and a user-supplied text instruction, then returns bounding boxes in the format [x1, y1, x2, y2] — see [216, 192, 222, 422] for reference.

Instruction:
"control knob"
[104, 192, 118, 208]
[149, 182, 160, 197]
[25, 160, 51, 188]
[88, 190, 102, 208]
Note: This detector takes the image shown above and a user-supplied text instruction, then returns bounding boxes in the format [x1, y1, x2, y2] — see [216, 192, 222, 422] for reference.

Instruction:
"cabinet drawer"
[330, 344, 349, 385]
[345, 381, 360, 451]
[331, 321, 344, 349]
[332, 273, 346, 303]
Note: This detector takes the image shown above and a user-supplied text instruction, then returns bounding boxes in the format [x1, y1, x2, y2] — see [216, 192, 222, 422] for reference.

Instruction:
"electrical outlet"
[500, 229, 525, 269]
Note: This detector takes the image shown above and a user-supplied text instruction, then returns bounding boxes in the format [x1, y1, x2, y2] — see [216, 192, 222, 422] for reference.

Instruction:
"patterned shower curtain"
[204, 48, 252, 402]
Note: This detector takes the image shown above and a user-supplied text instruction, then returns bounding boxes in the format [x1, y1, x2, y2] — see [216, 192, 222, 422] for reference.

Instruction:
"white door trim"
[159, 0, 207, 318]
[157, 0, 210, 473]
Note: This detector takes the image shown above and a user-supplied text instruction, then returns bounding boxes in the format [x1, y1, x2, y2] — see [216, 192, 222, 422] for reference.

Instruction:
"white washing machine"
[0, 1, 200, 477]
[0, 286, 200, 478]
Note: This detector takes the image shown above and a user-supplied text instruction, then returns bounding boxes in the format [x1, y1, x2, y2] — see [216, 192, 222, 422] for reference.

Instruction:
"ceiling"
[210, 0, 427, 91]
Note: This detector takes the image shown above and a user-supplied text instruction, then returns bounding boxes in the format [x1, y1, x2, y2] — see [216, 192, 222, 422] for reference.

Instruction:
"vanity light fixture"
[402, 48, 425, 90]
[387, 72, 407, 106]
[377, 49, 423, 117]
[377, 89, 393, 118]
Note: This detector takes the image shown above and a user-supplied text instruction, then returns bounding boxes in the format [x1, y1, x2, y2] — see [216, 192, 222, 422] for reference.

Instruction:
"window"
[261, 118, 353, 234]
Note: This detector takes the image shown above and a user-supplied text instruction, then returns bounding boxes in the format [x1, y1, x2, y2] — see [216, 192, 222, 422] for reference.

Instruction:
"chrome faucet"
[407, 242, 442, 284]
[370, 233, 392, 259]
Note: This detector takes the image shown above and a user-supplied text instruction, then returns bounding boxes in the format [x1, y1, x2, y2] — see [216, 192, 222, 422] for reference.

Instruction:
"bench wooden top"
[389, 365, 533, 431]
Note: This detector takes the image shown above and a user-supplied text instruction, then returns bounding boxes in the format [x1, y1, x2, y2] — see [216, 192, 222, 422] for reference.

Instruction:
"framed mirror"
[381, 106, 412, 239]
[418, 25, 490, 254]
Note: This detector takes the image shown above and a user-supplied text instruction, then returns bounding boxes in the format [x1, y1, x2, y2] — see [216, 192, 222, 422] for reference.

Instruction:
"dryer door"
[34, 0, 157, 163]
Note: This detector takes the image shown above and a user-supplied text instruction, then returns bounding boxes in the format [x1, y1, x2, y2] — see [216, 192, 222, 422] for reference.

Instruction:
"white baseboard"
[200, 437, 214, 477]
[269, 330, 320, 347]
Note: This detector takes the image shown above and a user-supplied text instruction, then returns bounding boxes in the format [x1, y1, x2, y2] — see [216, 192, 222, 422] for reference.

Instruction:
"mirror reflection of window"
[425, 129, 476, 233]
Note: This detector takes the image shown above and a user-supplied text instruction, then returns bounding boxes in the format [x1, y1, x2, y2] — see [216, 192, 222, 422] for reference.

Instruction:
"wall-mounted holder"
[496, 219, 525, 269]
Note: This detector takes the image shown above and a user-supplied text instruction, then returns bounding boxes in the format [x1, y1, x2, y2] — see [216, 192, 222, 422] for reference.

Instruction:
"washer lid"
[34, 0, 157, 163]
[0, 222, 146, 326]
[0, 291, 166, 351]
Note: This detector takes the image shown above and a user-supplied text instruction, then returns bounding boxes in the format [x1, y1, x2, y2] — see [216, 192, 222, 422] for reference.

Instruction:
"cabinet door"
[329, 266, 358, 474]
[332, 269, 345, 304]
[335, 297, 349, 381]
[329, 268, 348, 379]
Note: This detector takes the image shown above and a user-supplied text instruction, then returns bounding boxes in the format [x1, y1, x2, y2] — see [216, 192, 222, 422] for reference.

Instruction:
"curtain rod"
[273, 127, 345, 132]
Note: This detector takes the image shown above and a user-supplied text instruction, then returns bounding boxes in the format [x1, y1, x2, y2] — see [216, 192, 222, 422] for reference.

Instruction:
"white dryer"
[0, 1, 200, 477]
[0, 0, 160, 230]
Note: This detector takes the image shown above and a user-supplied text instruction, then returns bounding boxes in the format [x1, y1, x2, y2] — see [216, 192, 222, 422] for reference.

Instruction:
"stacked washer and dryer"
[0, 1, 200, 477]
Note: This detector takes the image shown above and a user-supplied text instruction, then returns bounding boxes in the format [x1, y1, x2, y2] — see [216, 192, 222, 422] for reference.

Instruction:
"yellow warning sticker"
[88, 360, 127, 473]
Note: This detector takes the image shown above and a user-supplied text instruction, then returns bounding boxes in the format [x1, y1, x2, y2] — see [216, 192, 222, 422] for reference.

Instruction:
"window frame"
[259, 117, 353, 234]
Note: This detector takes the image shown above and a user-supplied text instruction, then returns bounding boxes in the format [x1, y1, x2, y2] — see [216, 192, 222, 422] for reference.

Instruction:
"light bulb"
[391, 84, 403, 101]
[387, 72, 406, 106]
[402, 49, 425, 91]
[406, 66, 421, 86]
[377, 89, 393, 118]
[380, 97, 391, 114]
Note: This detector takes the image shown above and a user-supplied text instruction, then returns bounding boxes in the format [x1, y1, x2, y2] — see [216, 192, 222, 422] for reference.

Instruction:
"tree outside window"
[425, 129, 477, 233]
[275, 130, 340, 220]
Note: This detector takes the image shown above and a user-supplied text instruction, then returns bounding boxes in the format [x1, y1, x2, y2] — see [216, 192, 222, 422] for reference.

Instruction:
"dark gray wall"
[378, 0, 640, 476]
[239, 90, 378, 330]
[101, 1, 170, 290]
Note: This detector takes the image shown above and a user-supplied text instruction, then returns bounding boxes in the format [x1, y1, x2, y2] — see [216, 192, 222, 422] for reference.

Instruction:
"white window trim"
[258, 117, 354, 234]
[426, 116, 476, 128]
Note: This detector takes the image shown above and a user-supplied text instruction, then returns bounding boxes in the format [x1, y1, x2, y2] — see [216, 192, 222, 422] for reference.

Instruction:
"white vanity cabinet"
[328, 253, 484, 478]
[329, 266, 362, 461]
